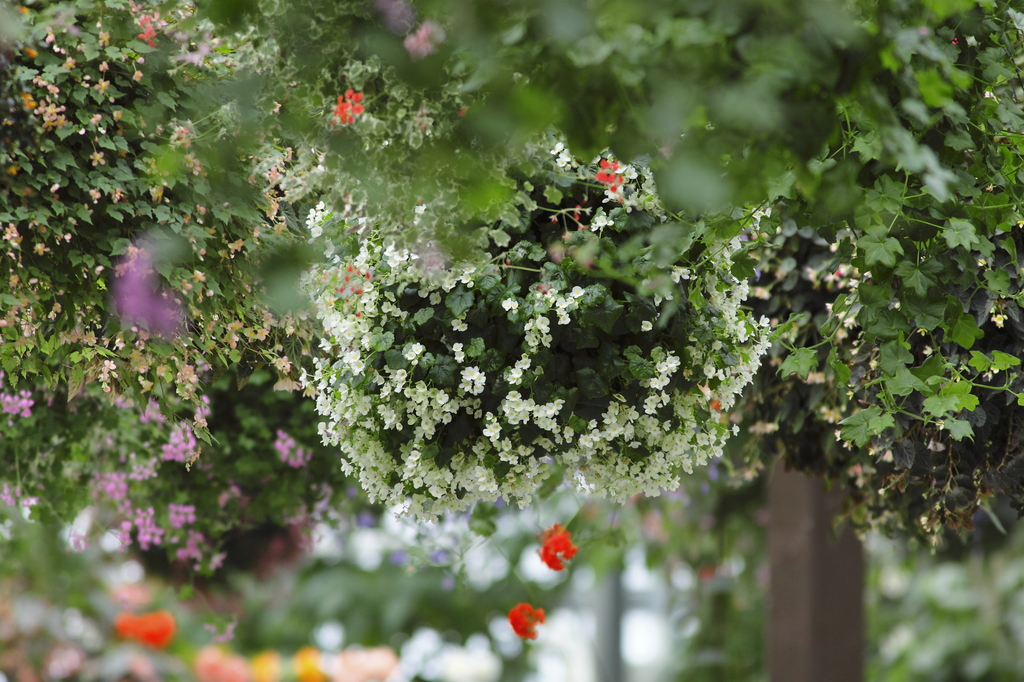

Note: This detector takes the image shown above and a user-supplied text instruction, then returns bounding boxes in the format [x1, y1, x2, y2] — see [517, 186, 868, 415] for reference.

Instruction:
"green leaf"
[446, 286, 475, 317]
[863, 309, 911, 340]
[543, 185, 564, 204]
[915, 68, 953, 107]
[944, 419, 974, 441]
[880, 340, 913, 374]
[779, 347, 818, 380]
[370, 330, 395, 352]
[839, 406, 894, 447]
[574, 367, 610, 399]
[895, 259, 943, 296]
[384, 349, 410, 371]
[946, 313, 983, 349]
[992, 351, 1021, 371]
[943, 219, 979, 250]
[490, 229, 511, 247]
[968, 351, 992, 372]
[427, 354, 458, 386]
[888, 365, 929, 397]
[923, 395, 959, 417]
[583, 295, 624, 334]
[859, 228, 904, 268]
[983, 268, 1011, 296]
[466, 337, 486, 358]
[827, 347, 850, 385]
[413, 307, 434, 325]
[469, 503, 497, 537]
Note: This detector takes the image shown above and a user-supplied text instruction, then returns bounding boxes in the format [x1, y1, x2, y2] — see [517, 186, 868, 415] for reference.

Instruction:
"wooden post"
[768, 461, 864, 682]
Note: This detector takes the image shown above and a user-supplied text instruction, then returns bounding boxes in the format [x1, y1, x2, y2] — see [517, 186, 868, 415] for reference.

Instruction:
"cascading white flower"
[304, 140, 773, 520]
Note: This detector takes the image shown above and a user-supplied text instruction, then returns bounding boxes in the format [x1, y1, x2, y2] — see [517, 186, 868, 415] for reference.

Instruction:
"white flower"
[452, 342, 465, 362]
[429, 292, 441, 305]
[483, 418, 501, 441]
[404, 343, 425, 361]
[452, 318, 468, 332]
[502, 298, 519, 312]
[641, 320, 653, 332]
[591, 213, 612, 231]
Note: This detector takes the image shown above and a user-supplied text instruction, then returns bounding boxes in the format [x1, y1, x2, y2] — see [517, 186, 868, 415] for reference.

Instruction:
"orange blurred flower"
[114, 611, 177, 649]
[292, 647, 326, 682]
[251, 651, 281, 682]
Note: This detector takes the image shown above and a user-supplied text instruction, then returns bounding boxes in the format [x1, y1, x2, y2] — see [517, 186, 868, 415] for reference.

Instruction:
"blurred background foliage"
[5, 474, 1024, 681]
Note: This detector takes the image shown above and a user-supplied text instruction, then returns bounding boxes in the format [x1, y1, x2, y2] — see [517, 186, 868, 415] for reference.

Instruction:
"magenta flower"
[111, 245, 182, 337]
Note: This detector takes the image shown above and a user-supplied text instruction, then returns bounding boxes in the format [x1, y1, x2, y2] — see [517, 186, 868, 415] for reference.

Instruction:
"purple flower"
[111, 245, 182, 337]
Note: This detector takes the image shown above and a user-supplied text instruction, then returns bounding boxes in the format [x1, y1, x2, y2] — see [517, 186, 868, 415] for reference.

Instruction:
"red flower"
[332, 90, 365, 125]
[115, 610, 177, 648]
[508, 603, 545, 639]
[538, 523, 577, 571]
[595, 159, 623, 192]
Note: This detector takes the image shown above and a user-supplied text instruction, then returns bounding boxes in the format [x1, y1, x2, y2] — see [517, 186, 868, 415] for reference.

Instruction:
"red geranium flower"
[595, 158, 623, 191]
[332, 90, 365, 125]
[538, 523, 577, 571]
[115, 610, 177, 648]
[508, 603, 545, 639]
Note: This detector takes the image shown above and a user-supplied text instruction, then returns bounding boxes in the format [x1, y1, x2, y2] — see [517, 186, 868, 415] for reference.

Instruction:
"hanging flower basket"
[306, 143, 772, 519]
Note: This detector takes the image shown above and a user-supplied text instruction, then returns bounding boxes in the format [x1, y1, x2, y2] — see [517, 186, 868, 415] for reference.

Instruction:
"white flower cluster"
[306, 201, 328, 238]
[307, 233, 770, 520]
[304, 149, 772, 521]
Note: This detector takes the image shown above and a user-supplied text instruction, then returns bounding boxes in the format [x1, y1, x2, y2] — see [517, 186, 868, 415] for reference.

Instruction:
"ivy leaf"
[446, 286, 475, 317]
[895, 259, 942, 296]
[490, 229, 511, 247]
[968, 351, 992, 372]
[923, 395, 959, 417]
[983, 269, 1011, 296]
[827, 347, 850, 385]
[880, 340, 913, 374]
[944, 419, 974, 441]
[543, 185, 564, 204]
[888, 365, 929, 397]
[992, 351, 1021, 371]
[780, 347, 818, 380]
[946, 313, 983, 349]
[839, 406, 895, 447]
[859, 228, 904, 268]
[943, 219, 979, 250]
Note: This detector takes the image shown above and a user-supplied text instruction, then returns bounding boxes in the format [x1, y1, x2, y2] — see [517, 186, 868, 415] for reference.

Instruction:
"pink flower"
[331, 647, 399, 682]
[111, 245, 183, 337]
[195, 647, 250, 682]
[404, 20, 446, 60]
